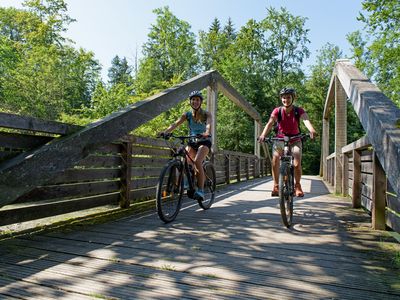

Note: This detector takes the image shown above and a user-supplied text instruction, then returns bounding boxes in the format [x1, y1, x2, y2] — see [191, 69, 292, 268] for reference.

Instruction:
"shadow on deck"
[0, 176, 399, 299]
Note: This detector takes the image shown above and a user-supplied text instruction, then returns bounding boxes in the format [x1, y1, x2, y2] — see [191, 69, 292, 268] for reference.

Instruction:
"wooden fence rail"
[0, 112, 269, 227]
[326, 136, 400, 232]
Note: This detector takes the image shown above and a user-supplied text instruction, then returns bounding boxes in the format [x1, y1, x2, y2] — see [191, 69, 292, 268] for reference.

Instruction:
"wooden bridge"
[0, 60, 399, 298]
[1, 176, 399, 299]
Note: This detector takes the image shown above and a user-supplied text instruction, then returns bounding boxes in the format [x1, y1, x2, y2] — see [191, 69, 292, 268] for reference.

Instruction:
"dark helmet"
[189, 90, 203, 101]
[279, 87, 296, 97]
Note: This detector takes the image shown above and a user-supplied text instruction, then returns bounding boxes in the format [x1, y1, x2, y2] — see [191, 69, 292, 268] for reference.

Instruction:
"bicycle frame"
[265, 133, 309, 227]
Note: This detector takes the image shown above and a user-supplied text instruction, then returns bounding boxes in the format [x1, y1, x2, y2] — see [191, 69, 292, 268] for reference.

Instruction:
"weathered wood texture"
[334, 60, 400, 201]
[0, 71, 266, 208]
[0, 129, 269, 226]
[0, 176, 399, 299]
[0, 71, 215, 206]
[338, 136, 400, 233]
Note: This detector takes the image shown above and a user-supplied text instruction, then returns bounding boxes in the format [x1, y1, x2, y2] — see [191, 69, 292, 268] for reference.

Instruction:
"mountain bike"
[156, 134, 216, 223]
[265, 133, 310, 228]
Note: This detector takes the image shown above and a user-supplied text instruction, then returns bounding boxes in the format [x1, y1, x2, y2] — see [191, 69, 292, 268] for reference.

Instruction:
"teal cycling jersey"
[186, 111, 207, 136]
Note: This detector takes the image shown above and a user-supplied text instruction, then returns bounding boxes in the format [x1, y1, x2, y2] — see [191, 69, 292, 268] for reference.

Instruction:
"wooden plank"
[48, 168, 121, 184]
[131, 177, 159, 189]
[386, 210, 400, 233]
[386, 193, 400, 215]
[119, 141, 132, 208]
[77, 155, 122, 168]
[0, 132, 53, 150]
[0, 112, 82, 135]
[131, 167, 163, 178]
[14, 180, 120, 203]
[132, 146, 171, 157]
[132, 156, 170, 167]
[0, 193, 119, 226]
[0, 70, 215, 207]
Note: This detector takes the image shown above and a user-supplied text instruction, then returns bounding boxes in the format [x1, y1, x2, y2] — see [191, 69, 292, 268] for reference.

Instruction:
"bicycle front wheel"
[198, 161, 216, 210]
[279, 163, 293, 228]
[156, 160, 184, 223]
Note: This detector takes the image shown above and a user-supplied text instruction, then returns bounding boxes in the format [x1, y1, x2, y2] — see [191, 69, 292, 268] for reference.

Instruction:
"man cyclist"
[160, 90, 212, 201]
[258, 87, 316, 197]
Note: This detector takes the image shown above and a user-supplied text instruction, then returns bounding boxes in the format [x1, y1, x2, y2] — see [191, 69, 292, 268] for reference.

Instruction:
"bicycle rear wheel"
[279, 163, 293, 227]
[156, 160, 184, 223]
[198, 161, 216, 210]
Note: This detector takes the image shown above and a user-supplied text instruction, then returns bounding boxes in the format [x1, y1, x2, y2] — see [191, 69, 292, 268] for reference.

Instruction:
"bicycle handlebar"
[158, 133, 211, 141]
[263, 133, 310, 143]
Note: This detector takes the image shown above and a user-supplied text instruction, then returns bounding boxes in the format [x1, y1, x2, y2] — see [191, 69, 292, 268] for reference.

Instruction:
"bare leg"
[194, 145, 209, 189]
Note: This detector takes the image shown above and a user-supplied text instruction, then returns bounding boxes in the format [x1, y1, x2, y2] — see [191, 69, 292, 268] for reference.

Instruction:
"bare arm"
[258, 116, 276, 142]
[204, 112, 212, 136]
[301, 112, 317, 139]
[163, 112, 187, 134]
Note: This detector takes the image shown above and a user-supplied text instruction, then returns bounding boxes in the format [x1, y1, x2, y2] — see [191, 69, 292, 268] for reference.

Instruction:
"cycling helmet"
[279, 87, 296, 97]
[189, 90, 203, 101]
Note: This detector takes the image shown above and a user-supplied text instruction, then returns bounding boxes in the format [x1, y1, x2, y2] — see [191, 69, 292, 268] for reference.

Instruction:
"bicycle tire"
[156, 160, 184, 223]
[197, 161, 216, 210]
[279, 162, 293, 227]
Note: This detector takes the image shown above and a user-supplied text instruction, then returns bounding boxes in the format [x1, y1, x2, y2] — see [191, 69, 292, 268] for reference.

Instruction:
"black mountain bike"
[156, 134, 216, 223]
[266, 133, 309, 228]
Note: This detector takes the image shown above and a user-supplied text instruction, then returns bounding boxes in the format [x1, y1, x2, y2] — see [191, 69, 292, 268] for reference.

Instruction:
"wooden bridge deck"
[0, 176, 399, 299]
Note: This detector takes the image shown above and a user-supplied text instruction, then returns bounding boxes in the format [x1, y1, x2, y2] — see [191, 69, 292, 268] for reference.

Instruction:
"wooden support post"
[342, 153, 349, 197]
[119, 141, 132, 208]
[352, 149, 361, 208]
[335, 77, 347, 194]
[237, 156, 241, 182]
[225, 154, 230, 184]
[254, 121, 261, 157]
[372, 153, 386, 230]
[246, 157, 250, 180]
[322, 117, 330, 180]
[207, 82, 218, 154]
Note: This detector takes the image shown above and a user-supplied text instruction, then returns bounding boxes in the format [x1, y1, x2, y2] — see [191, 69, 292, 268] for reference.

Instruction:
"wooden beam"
[0, 112, 82, 135]
[335, 60, 400, 201]
[0, 71, 214, 207]
[212, 72, 262, 123]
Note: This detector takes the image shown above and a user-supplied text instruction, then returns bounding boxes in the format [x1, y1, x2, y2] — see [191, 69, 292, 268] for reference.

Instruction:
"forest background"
[0, 0, 399, 174]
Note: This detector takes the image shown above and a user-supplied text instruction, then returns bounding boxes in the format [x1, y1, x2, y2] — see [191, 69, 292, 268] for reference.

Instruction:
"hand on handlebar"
[158, 132, 172, 139]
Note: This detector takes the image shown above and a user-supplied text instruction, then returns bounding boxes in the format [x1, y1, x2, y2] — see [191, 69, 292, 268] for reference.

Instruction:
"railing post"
[225, 154, 230, 184]
[342, 152, 349, 197]
[335, 76, 347, 194]
[246, 157, 250, 180]
[236, 156, 241, 182]
[207, 81, 218, 154]
[119, 141, 132, 208]
[372, 152, 386, 230]
[322, 117, 330, 180]
[352, 149, 361, 208]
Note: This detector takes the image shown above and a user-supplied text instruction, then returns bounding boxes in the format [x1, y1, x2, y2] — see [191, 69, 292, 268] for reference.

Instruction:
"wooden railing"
[325, 136, 399, 232]
[0, 113, 269, 227]
[0, 70, 268, 209]
[322, 60, 400, 233]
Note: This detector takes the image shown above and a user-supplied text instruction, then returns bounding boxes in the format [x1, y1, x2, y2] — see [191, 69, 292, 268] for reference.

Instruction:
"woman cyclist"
[160, 90, 212, 201]
[258, 87, 316, 197]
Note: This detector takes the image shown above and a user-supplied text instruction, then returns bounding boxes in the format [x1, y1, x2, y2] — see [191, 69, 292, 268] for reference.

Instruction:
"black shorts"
[188, 138, 212, 151]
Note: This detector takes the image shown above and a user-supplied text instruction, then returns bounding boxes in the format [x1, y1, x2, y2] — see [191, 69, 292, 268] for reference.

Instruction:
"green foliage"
[134, 6, 198, 94]
[0, 1, 101, 120]
[348, 0, 400, 106]
[108, 55, 134, 89]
